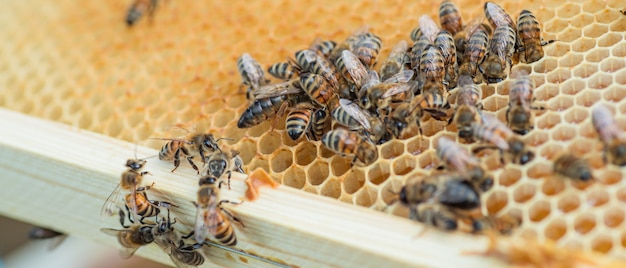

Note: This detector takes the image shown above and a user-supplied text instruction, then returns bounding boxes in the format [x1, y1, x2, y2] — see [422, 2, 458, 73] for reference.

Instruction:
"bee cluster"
[99, 134, 272, 267]
[95, 0, 626, 265]
[233, 1, 606, 234]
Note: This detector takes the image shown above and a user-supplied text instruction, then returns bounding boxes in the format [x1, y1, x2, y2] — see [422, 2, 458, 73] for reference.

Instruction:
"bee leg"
[119, 210, 130, 228]
[151, 200, 177, 209]
[172, 148, 182, 172]
[270, 101, 290, 132]
[499, 149, 505, 166]
[124, 204, 135, 224]
[541, 39, 556, 46]
[182, 230, 195, 240]
[186, 156, 199, 175]
[219, 206, 245, 228]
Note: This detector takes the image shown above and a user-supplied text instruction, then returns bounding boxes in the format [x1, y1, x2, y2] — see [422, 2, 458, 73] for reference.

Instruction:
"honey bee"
[309, 38, 337, 59]
[237, 80, 310, 128]
[352, 32, 383, 69]
[237, 53, 270, 100]
[591, 105, 626, 166]
[321, 128, 378, 166]
[418, 44, 447, 95]
[410, 35, 432, 72]
[452, 75, 482, 141]
[101, 211, 156, 259]
[553, 154, 594, 182]
[295, 49, 339, 89]
[204, 150, 244, 186]
[335, 50, 369, 89]
[399, 172, 482, 223]
[621, 9, 626, 15]
[380, 40, 410, 81]
[472, 114, 535, 165]
[481, 24, 516, 83]
[410, 91, 452, 122]
[267, 62, 299, 81]
[439, 1, 463, 36]
[459, 23, 490, 83]
[415, 203, 460, 231]
[437, 137, 493, 192]
[194, 175, 243, 245]
[300, 73, 340, 109]
[516, 10, 556, 63]
[471, 214, 521, 235]
[418, 15, 441, 42]
[102, 158, 174, 222]
[386, 102, 418, 139]
[359, 70, 415, 114]
[286, 102, 315, 141]
[126, 0, 158, 27]
[409, 27, 422, 42]
[307, 108, 331, 141]
[506, 69, 543, 135]
[156, 132, 226, 173]
[434, 30, 458, 89]
[328, 26, 370, 64]
[332, 99, 390, 144]
[484, 2, 515, 30]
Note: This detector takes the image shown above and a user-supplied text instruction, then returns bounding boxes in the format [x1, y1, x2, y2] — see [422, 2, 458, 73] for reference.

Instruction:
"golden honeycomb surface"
[2, 0, 626, 259]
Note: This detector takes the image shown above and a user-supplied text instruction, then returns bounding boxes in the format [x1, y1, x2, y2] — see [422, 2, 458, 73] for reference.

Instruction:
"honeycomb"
[2, 0, 626, 260]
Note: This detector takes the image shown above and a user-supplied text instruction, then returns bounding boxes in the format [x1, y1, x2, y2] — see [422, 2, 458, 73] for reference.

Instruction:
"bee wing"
[194, 206, 210, 244]
[253, 81, 303, 99]
[481, 113, 515, 138]
[46, 235, 68, 251]
[359, 70, 381, 95]
[391, 40, 409, 54]
[240, 54, 265, 88]
[382, 70, 414, 84]
[205, 205, 223, 238]
[168, 251, 196, 268]
[419, 15, 440, 42]
[100, 183, 123, 218]
[341, 50, 368, 88]
[339, 98, 371, 130]
[380, 83, 413, 99]
[302, 49, 319, 63]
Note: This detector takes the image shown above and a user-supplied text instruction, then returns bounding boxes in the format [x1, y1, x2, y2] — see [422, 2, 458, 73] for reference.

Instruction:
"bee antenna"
[133, 143, 139, 160]
[215, 137, 234, 142]
[149, 137, 192, 144]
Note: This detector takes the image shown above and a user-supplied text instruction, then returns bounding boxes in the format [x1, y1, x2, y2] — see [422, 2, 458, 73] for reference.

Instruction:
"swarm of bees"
[102, 1, 626, 265]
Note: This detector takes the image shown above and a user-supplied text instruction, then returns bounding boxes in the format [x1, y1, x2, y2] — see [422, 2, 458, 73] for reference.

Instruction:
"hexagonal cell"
[557, 194, 580, 214]
[556, 3, 581, 18]
[392, 155, 416, 176]
[417, 152, 437, 170]
[544, 219, 567, 241]
[583, 23, 609, 38]
[320, 178, 341, 199]
[513, 183, 536, 203]
[598, 32, 623, 48]
[498, 168, 521, 187]
[306, 160, 329, 186]
[551, 125, 578, 142]
[330, 156, 352, 177]
[548, 95, 574, 112]
[563, 107, 588, 124]
[545, 17, 568, 33]
[246, 158, 270, 177]
[557, 53, 584, 69]
[381, 180, 402, 206]
[380, 140, 404, 160]
[585, 189, 609, 208]
[213, 109, 236, 128]
[615, 69, 626, 85]
[269, 148, 293, 173]
[283, 166, 306, 189]
[567, 139, 597, 157]
[559, 78, 586, 96]
[588, 73, 613, 90]
[604, 207, 625, 228]
[603, 85, 626, 102]
[533, 57, 558, 74]
[569, 13, 596, 29]
[591, 234, 613, 254]
[536, 112, 561, 130]
[622, 232, 626, 248]
[600, 58, 625, 74]
[406, 137, 429, 156]
[483, 96, 508, 112]
[575, 90, 602, 107]
[257, 131, 282, 155]
[526, 130, 550, 147]
[246, 121, 272, 138]
[529, 200, 551, 222]
[572, 63, 598, 79]
[294, 142, 317, 166]
[367, 161, 390, 185]
[344, 169, 365, 195]
[527, 162, 553, 179]
[355, 186, 377, 207]
[545, 68, 570, 84]
[600, 169, 622, 185]
[574, 213, 597, 235]
[421, 119, 447, 137]
[571, 37, 596, 52]
[582, 0, 605, 13]
[319, 145, 335, 159]
[486, 191, 508, 214]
